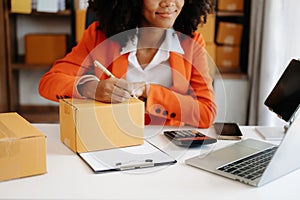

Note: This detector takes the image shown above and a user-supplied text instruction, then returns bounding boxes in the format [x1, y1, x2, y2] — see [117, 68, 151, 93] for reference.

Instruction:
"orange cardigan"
[39, 22, 216, 128]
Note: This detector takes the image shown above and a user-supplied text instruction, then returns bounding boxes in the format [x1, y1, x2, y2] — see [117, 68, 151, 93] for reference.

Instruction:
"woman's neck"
[137, 28, 166, 49]
[135, 28, 167, 69]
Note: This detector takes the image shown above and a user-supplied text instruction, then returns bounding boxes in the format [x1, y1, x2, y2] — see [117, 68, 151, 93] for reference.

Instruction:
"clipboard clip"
[115, 159, 154, 171]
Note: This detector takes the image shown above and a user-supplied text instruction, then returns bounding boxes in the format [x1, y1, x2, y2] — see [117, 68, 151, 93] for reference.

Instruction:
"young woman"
[39, 0, 217, 128]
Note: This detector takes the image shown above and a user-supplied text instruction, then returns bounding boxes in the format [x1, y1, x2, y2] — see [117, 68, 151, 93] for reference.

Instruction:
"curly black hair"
[88, 0, 215, 43]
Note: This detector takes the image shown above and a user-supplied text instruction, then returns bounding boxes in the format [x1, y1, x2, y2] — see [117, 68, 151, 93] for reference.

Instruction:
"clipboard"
[79, 140, 177, 173]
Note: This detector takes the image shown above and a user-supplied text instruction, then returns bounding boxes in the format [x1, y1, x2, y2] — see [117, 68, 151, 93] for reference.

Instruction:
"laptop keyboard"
[217, 146, 278, 181]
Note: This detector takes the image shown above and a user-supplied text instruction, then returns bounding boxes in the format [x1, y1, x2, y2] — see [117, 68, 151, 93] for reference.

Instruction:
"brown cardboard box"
[216, 45, 240, 72]
[216, 22, 243, 46]
[218, 0, 244, 11]
[0, 112, 46, 182]
[59, 98, 144, 153]
[25, 34, 67, 64]
[197, 14, 216, 43]
[205, 43, 217, 76]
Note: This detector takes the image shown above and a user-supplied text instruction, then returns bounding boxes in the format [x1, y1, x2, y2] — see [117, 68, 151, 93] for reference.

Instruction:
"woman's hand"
[115, 81, 149, 100]
[79, 78, 149, 103]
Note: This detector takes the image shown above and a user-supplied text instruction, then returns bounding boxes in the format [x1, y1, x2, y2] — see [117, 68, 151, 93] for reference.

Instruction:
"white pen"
[93, 60, 115, 78]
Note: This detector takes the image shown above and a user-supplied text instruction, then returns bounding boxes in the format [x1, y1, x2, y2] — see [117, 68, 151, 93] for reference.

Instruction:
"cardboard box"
[216, 45, 240, 72]
[197, 14, 216, 43]
[0, 112, 46, 182]
[205, 43, 217, 76]
[25, 34, 67, 64]
[218, 0, 244, 11]
[216, 22, 243, 46]
[59, 98, 144, 153]
[10, 0, 32, 14]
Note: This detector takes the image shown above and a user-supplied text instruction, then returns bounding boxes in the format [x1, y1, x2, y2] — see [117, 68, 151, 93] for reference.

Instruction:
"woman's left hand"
[115, 80, 149, 100]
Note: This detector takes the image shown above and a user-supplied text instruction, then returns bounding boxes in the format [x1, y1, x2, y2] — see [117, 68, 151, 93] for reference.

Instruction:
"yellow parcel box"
[0, 112, 46, 182]
[218, 0, 244, 12]
[59, 98, 144, 153]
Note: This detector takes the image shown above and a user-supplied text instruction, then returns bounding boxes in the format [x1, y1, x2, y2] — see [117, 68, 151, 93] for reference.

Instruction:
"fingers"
[130, 83, 145, 97]
[115, 80, 146, 97]
[114, 79, 133, 94]
[94, 77, 132, 103]
[91, 78, 147, 103]
[110, 86, 132, 103]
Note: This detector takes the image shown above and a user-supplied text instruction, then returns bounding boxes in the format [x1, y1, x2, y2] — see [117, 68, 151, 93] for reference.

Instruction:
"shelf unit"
[3, 0, 76, 122]
[0, 1, 9, 112]
[215, 0, 252, 73]
[211, 0, 252, 124]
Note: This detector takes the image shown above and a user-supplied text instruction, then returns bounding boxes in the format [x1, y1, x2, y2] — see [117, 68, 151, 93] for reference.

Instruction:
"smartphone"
[213, 122, 243, 140]
[164, 130, 217, 147]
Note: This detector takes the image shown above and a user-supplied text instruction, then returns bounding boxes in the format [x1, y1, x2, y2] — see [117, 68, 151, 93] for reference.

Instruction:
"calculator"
[163, 130, 217, 147]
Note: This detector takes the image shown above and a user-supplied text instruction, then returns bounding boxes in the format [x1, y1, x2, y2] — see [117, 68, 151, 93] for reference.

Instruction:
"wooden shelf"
[18, 105, 59, 123]
[4, 0, 76, 113]
[11, 56, 53, 70]
[217, 72, 248, 80]
[9, 9, 71, 16]
[12, 62, 52, 70]
[217, 11, 244, 17]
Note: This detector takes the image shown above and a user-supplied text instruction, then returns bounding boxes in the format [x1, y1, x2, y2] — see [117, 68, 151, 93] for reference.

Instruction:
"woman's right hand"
[79, 77, 149, 103]
[79, 78, 132, 103]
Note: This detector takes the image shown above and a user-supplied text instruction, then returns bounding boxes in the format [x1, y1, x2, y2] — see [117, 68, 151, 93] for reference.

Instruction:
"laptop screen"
[264, 59, 300, 122]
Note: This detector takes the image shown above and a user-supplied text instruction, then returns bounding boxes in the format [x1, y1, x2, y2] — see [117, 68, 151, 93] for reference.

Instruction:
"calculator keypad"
[163, 130, 217, 147]
[171, 130, 205, 138]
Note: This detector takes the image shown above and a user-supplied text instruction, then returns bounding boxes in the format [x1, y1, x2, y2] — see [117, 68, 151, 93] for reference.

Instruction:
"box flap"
[63, 98, 142, 109]
[0, 113, 45, 140]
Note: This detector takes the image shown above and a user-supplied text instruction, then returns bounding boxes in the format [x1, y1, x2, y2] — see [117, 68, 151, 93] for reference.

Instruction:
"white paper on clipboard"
[79, 140, 176, 173]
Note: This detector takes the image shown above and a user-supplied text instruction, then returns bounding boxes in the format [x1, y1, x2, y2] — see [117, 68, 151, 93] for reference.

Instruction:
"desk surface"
[0, 124, 299, 200]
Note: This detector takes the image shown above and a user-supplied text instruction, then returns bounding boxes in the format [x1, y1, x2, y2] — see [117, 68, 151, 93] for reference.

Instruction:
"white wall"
[214, 75, 249, 125]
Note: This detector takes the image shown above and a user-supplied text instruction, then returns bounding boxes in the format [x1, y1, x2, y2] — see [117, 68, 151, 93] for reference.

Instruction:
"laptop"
[185, 59, 300, 187]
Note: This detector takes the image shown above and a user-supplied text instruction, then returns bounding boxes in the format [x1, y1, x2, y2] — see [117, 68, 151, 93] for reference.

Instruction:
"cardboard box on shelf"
[0, 112, 46, 182]
[59, 98, 144, 153]
[197, 14, 216, 43]
[216, 22, 243, 46]
[25, 34, 67, 64]
[216, 45, 240, 72]
[218, 0, 244, 12]
[10, 0, 32, 14]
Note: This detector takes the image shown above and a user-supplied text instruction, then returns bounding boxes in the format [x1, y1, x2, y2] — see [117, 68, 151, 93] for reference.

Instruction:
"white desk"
[0, 124, 299, 200]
